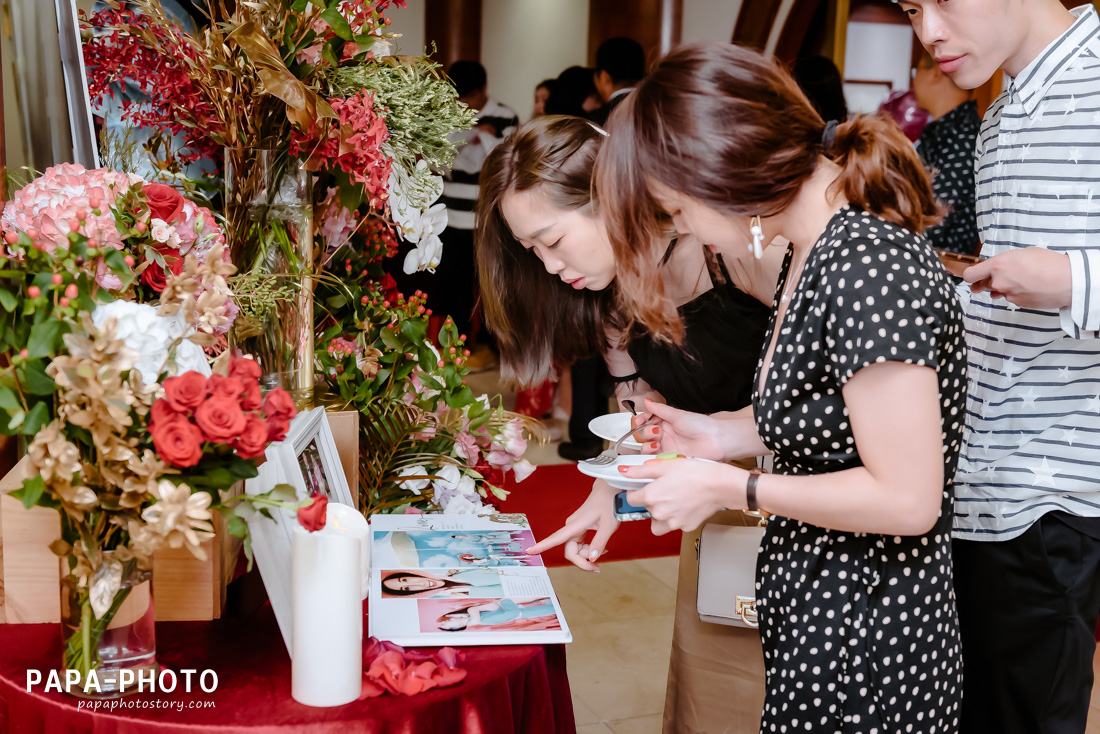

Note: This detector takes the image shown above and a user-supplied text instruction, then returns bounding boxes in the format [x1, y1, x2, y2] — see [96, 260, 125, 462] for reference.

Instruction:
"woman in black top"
[599, 44, 966, 732]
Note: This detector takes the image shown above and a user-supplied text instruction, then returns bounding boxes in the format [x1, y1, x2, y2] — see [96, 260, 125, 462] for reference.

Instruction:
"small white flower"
[397, 465, 431, 496]
[441, 493, 483, 515]
[149, 218, 175, 244]
[434, 464, 479, 498]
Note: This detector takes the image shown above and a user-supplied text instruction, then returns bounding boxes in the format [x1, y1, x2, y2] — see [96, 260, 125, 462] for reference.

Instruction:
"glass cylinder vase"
[60, 556, 156, 698]
[225, 148, 315, 407]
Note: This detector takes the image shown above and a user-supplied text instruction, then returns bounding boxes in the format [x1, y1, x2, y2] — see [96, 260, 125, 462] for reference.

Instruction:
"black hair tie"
[821, 119, 839, 152]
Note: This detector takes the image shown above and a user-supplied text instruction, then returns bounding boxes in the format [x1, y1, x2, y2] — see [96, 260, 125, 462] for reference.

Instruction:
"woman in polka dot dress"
[597, 44, 966, 732]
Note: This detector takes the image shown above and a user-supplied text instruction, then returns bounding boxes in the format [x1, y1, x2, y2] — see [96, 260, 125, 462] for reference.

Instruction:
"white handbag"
[695, 521, 766, 629]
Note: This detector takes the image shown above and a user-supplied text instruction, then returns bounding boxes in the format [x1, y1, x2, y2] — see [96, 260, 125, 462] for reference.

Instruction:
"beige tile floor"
[467, 364, 1100, 732]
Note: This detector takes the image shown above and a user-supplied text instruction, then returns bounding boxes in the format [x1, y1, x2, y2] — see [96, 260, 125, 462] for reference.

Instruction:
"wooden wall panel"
[588, 0, 681, 68]
[424, 0, 482, 70]
[732, 0, 783, 49]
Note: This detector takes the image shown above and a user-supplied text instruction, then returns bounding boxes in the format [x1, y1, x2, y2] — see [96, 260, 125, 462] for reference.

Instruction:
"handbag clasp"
[735, 596, 759, 628]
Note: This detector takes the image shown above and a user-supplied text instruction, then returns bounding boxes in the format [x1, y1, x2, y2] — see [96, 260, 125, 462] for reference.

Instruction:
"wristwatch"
[745, 468, 765, 515]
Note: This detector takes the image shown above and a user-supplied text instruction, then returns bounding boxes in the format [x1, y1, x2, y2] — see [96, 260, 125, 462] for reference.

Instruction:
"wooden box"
[325, 409, 360, 508]
[0, 457, 240, 624]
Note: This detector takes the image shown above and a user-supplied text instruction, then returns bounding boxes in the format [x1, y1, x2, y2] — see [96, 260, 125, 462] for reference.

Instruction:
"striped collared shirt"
[440, 99, 519, 230]
[955, 4, 1100, 541]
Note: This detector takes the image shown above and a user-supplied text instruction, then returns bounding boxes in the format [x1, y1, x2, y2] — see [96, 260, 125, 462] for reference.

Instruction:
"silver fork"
[583, 415, 658, 466]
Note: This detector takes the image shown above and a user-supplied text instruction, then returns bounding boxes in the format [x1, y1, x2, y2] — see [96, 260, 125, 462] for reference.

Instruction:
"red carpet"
[502, 463, 681, 567]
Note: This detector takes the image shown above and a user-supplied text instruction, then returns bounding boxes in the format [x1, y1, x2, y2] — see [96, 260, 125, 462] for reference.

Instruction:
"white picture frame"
[246, 407, 359, 653]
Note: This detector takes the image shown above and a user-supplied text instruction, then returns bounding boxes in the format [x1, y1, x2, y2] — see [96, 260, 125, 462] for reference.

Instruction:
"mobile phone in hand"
[613, 491, 651, 522]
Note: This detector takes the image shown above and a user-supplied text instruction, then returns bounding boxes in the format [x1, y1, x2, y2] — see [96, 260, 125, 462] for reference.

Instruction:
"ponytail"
[598, 43, 943, 338]
[827, 115, 943, 234]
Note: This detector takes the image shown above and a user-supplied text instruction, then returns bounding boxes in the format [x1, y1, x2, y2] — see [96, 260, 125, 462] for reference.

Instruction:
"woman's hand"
[632, 399, 731, 460]
[620, 459, 746, 535]
[525, 479, 621, 572]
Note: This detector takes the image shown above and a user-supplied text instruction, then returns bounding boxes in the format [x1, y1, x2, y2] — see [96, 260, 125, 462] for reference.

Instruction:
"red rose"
[233, 414, 269, 459]
[139, 250, 181, 294]
[144, 183, 185, 223]
[240, 380, 262, 411]
[150, 399, 180, 426]
[263, 388, 297, 422]
[267, 417, 290, 443]
[163, 372, 208, 413]
[151, 417, 205, 467]
[298, 491, 328, 532]
[207, 374, 245, 401]
[229, 358, 262, 382]
[194, 397, 247, 444]
[380, 273, 398, 301]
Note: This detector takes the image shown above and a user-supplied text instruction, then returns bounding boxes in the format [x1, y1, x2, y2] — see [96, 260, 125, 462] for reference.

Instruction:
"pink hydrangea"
[1, 163, 140, 252]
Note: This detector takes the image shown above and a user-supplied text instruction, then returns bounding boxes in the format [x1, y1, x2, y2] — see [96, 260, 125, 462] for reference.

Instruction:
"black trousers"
[954, 512, 1100, 734]
[567, 356, 609, 445]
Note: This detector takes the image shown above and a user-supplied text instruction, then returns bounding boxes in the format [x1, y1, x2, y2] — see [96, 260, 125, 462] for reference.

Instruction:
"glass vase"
[225, 147, 315, 407]
[60, 556, 156, 698]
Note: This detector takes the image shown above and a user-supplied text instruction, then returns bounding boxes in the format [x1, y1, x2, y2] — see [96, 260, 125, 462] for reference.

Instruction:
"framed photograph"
[246, 407, 359, 653]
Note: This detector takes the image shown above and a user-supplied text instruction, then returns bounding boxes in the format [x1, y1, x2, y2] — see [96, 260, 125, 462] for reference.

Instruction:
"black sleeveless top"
[621, 259, 770, 414]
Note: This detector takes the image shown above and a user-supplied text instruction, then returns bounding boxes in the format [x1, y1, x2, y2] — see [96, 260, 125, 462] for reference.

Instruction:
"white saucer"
[576, 453, 656, 490]
[588, 413, 644, 450]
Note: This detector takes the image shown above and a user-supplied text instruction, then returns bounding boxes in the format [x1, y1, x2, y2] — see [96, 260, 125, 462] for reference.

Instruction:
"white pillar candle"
[291, 521, 362, 707]
[325, 503, 371, 599]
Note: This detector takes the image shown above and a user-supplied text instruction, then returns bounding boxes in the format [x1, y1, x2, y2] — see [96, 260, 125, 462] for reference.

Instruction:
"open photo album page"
[369, 514, 572, 646]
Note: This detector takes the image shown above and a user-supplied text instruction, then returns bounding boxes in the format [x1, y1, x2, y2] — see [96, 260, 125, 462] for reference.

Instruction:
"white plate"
[588, 413, 644, 450]
[576, 453, 657, 489]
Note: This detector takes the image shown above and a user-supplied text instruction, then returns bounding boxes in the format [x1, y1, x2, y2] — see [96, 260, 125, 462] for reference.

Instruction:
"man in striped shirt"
[435, 62, 518, 367]
[901, 2, 1100, 732]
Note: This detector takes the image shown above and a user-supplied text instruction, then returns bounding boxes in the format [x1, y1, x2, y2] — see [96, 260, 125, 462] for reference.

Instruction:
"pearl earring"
[749, 216, 764, 260]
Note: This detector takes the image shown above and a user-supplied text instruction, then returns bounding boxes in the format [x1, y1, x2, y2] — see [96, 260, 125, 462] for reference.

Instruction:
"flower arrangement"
[0, 163, 235, 335]
[314, 254, 539, 517]
[0, 165, 299, 693]
[81, 2, 534, 522]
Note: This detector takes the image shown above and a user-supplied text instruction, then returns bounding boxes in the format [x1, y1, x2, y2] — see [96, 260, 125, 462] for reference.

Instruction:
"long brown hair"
[475, 115, 618, 386]
[596, 43, 941, 340]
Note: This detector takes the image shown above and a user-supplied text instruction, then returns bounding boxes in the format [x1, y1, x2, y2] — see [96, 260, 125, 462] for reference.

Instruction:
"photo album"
[369, 513, 572, 647]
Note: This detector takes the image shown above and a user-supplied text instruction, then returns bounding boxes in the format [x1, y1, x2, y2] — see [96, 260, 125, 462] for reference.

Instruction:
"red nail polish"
[618, 466, 628, 473]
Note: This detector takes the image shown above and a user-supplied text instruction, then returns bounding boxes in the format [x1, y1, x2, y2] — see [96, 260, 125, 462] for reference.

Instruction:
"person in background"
[532, 78, 555, 118]
[542, 65, 617, 459]
[900, 1, 1100, 731]
[588, 37, 646, 125]
[792, 55, 849, 123]
[409, 60, 517, 372]
[545, 66, 603, 118]
[911, 51, 981, 255]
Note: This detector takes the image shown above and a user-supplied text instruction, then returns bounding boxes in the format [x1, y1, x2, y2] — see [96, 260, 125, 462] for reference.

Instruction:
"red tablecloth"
[0, 602, 576, 734]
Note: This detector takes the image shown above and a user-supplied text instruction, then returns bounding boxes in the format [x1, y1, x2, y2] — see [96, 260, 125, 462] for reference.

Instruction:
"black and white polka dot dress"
[753, 206, 966, 733]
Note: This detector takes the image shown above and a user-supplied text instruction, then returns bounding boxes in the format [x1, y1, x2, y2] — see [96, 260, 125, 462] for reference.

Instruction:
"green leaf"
[379, 327, 402, 351]
[13, 475, 44, 510]
[102, 248, 135, 288]
[269, 484, 298, 502]
[227, 516, 248, 538]
[448, 385, 476, 410]
[335, 170, 365, 212]
[0, 289, 15, 312]
[0, 384, 20, 412]
[20, 360, 56, 396]
[321, 39, 341, 68]
[20, 400, 49, 435]
[320, 6, 353, 40]
[6, 408, 24, 432]
[26, 320, 63, 360]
